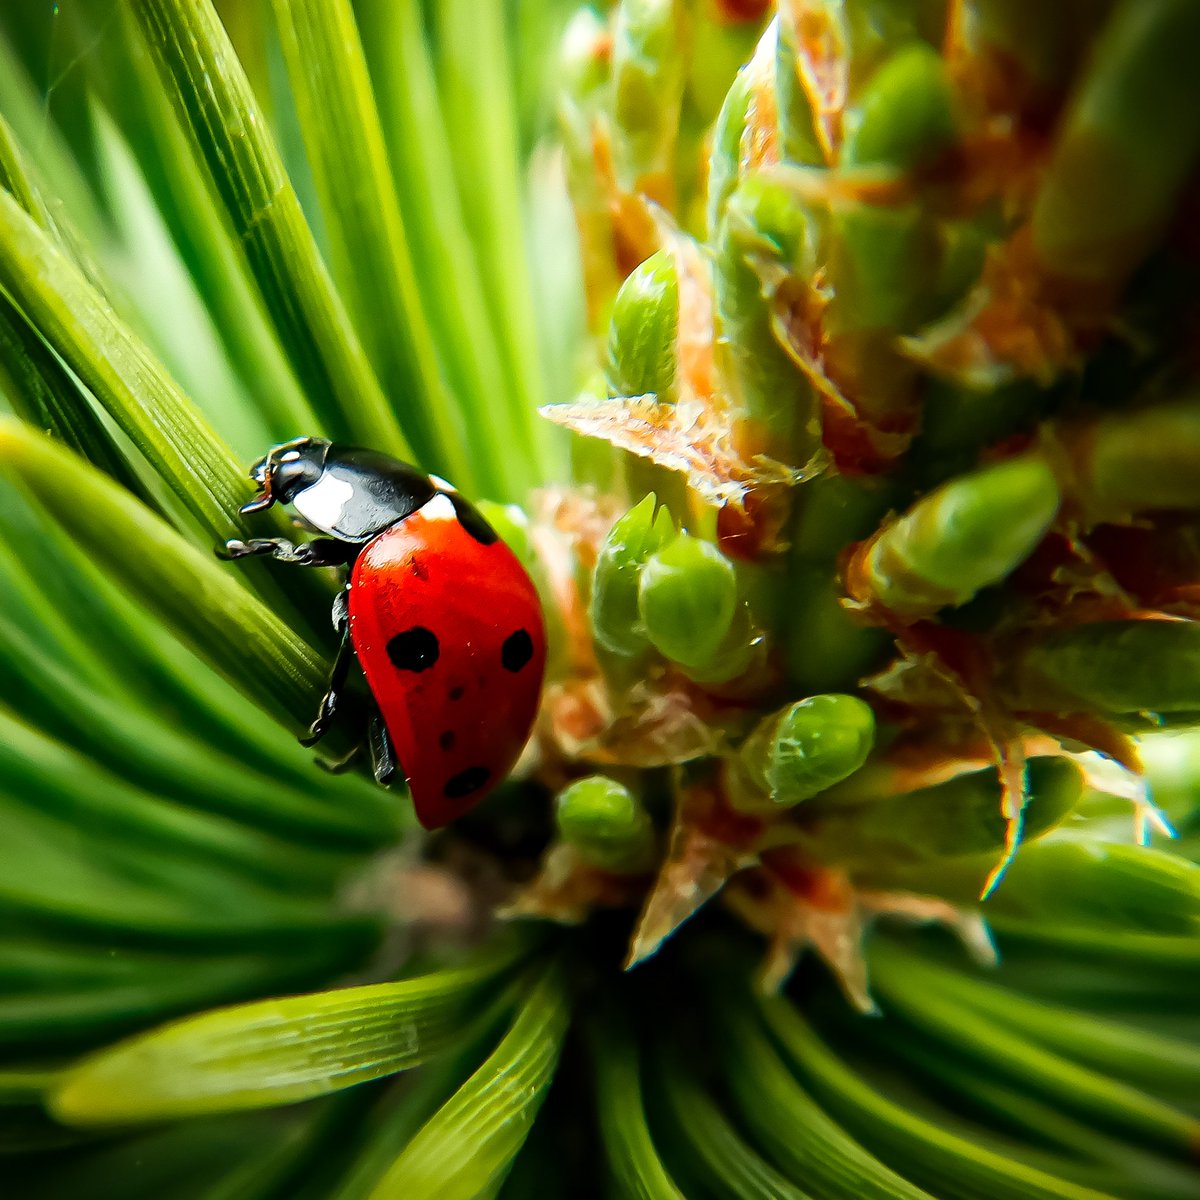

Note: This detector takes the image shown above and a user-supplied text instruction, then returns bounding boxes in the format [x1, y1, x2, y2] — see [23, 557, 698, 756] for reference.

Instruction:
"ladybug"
[222, 437, 546, 828]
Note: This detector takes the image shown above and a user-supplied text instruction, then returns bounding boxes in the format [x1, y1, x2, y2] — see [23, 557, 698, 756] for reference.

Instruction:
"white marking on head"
[420, 493, 458, 522]
[292, 473, 355, 533]
[427, 474, 457, 493]
[279, 449, 301, 463]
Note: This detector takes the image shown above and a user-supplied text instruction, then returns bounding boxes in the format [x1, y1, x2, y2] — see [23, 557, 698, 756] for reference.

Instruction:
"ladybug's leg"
[300, 590, 353, 747]
[219, 537, 354, 566]
[299, 636, 354, 747]
[368, 714, 399, 786]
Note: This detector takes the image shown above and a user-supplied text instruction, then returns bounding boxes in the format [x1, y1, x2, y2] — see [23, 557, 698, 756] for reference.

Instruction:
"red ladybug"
[222, 438, 546, 828]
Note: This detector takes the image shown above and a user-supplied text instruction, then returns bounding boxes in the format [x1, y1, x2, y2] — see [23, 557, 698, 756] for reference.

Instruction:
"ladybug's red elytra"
[222, 437, 546, 828]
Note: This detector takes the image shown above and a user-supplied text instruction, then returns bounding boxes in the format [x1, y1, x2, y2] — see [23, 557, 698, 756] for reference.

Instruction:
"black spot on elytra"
[444, 765, 491, 799]
[439, 730, 456, 751]
[448, 685, 465, 702]
[449, 494, 498, 545]
[387, 626, 439, 672]
[501, 628, 534, 673]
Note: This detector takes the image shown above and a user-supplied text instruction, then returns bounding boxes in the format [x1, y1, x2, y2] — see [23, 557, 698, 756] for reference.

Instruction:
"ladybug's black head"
[241, 437, 331, 515]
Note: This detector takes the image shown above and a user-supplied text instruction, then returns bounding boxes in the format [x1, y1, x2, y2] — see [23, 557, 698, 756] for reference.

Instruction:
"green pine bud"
[679, 600, 762, 686]
[716, 175, 821, 464]
[932, 218, 990, 317]
[774, 12, 824, 167]
[687, 4, 765, 124]
[722, 173, 821, 286]
[1013, 620, 1200, 715]
[1032, 0, 1200, 285]
[605, 250, 678, 403]
[638, 532, 738, 672]
[857, 453, 1060, 617]
[1082, 400, 1200, 517]
[591, 494, 677, 658]
[559, 10, 614, 186]
[765, 695, 876, 804]
[733, 694, 876, 814]
[828, 202, 937, 334]
[706, 54, 757, 238]
[841, 42, 957, 172]
[611, 0, 686, 195]
[801, 757, 1083, 867]
[560, 9, 611, 110]
[555, 776, 656, 874]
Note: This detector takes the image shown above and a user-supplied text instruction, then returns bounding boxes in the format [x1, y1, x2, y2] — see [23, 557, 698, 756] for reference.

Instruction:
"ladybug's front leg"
[219, 537, 354, 566]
